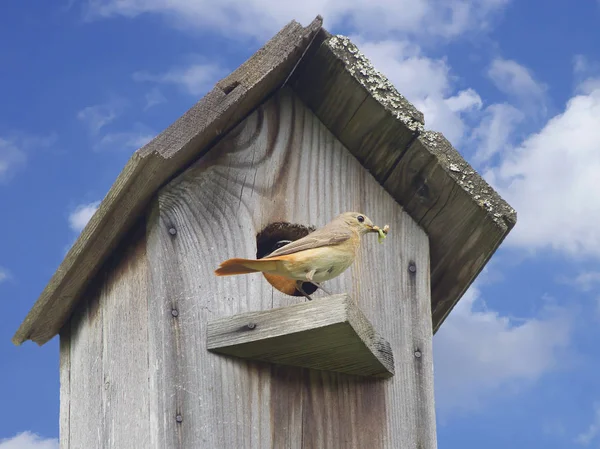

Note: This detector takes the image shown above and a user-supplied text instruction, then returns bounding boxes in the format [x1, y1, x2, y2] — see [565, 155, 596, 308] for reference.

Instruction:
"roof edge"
[13, 16, 324, 346]
[290, 33, 517, 333]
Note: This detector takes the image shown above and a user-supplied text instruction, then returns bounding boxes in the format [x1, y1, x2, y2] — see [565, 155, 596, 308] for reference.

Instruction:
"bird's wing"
[263, 227, 353, 258]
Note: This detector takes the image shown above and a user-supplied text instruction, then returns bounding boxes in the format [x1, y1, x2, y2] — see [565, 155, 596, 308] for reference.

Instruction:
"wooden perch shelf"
[206, 294, 395, 378]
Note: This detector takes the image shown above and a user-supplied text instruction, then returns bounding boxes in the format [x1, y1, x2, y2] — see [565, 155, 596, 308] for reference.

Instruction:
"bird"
[214, 212, 388, 299]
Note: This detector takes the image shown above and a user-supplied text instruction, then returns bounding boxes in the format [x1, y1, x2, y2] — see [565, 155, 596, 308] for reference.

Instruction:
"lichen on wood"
[327, 35, 424, 132]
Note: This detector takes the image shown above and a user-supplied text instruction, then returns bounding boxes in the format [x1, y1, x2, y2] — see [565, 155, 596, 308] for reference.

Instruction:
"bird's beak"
[370, 225, 379, 233]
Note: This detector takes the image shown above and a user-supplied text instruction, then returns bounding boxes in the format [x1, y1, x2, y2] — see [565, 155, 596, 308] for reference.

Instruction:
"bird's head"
[337, 212, 378, 235]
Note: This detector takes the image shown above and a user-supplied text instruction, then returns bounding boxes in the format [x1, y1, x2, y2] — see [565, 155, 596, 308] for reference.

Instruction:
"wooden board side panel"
[61, 222, 151, 449]
[205, 294, 394, 377]
[59, 326, 71, 449]
[382, 132, 513, 331]
[145, 86, 436, 448]
[67, 278, 105, 449]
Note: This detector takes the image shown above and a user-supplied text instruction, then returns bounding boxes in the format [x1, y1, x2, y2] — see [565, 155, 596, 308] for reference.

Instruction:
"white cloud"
[0, 133, 56, 183]
[488, 58, 546, 102]
[485, 86, 600, 258]
[133, 63, 225, 96]
[94, 127, 155, 152]
[572, 54, 600, 80]
[471, 103, 524, 163]
[571, 55, 600, 95]
[576, 402, 600, 446]
[69, 201, 101, 233]
[77, 96, 127, 135]
[83, 0, 514, 155]
[434, 285, 571, 414]
[577, 78, 600, 95]
[84, 0, 510, 41]
[0, 138, 27, 183]
[77, 98, 154, 150]
[144, 87, 166, 110]
[573, 54, 590, 75]
[0, 432, 58, 449]
[352, 38, 482, 146]
[0, 267, 9, 284]
[559, 271, 600, 292]
[445, 88, 483, 112]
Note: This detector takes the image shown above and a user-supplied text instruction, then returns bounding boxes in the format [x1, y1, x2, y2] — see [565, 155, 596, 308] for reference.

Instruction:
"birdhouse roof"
[13, 16, 516, 346]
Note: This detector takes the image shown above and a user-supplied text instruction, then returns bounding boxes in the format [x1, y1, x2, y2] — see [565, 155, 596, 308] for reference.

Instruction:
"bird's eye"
[357, 215, 365, 223]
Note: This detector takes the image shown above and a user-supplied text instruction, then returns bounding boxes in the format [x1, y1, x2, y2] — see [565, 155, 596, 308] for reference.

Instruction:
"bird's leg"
[295, 281, 314, 301]
[311, 282, 333, 296]
[304, 269, 333, 296]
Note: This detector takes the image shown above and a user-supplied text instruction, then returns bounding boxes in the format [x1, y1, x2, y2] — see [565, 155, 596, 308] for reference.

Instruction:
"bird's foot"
[295, 281, 314, 301]
[310, 282, 333, 296]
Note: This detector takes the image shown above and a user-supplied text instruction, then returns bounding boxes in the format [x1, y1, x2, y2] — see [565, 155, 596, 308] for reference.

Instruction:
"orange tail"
[214, 257, 280, 276]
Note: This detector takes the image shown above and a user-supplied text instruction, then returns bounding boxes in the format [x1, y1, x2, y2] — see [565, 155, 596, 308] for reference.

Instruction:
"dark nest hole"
[256, 221, 318, 297]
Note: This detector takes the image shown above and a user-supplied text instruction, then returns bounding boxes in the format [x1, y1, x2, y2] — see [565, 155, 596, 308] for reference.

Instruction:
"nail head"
[169, 227, 177, 235]
[176, 415, 183, 423]
[408, 263, 416, 273]
[414, 350, 422, 358]
[171, 309, 179, 317]
[247, 323, 256, 330]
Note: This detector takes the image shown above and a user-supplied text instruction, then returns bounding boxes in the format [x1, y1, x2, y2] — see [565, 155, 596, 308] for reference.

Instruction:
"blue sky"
[2, 1, 600, 448]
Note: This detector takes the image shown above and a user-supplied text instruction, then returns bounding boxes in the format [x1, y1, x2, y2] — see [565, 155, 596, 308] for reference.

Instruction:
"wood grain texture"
[145, 86, 436, 448]
[383, 132, 516, 331]
[59, 322, 70, 449]
[291, 34, 516, 333]
[13, 16, 324, 346]
[206, 294, 394, 377]
[66, 280, 104, 449]
[60, 223, 151, 449]
[291, 35, 424, 181]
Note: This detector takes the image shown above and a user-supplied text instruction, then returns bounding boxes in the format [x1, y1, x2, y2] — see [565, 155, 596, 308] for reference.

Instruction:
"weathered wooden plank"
[61, 222, 151, 449]
[13, 15, 324, 346]
[292, 34, 516, 333]
[206, 294, 394, 377]
[146, 202, 185, 449]
[269, 365, 305, 449]
[291, 34, 424, 181]
[383, 132, 516, 331]
[66, 281, 104, 448]
[297, 180, 435, 449]
[59, 325, 71, 449]
[148, 198, 275, 449]
[145, 86, 436, 448]
[100, 224, 150, 449]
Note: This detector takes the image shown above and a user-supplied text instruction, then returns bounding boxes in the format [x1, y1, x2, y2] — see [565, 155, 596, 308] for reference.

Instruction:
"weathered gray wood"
[145, 86, 437, 448]
[66, 282, 104, 448]
[291, 34, 424, 180]
[292, 34, 516, 333]
[13, 16, 324, 346]
[59, 322, 70, 449]
[383, 132, 515, 331]
[206, 294, 394, 377]
[15, 22, 516, 348]
[60, 223, 151, 449]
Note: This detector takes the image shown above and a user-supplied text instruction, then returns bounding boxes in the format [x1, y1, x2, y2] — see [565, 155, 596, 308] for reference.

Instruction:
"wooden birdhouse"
[13, 16, 516, 449]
